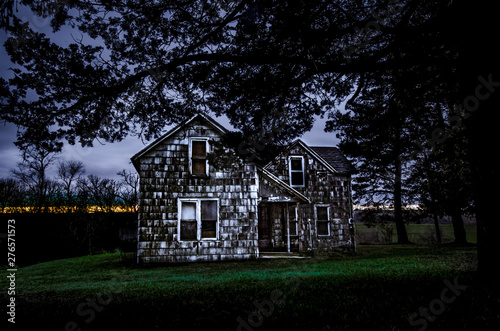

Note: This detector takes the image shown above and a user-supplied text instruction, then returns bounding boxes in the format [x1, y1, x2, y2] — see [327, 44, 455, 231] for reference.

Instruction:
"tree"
[57, 160, 86, 211]
[66, 174, 122, 253]
[1, 0, 449, 149]
[409, 123, 471, 245]
[10, 142, 59, 211]
[0, 178, 25, 212]
[57, 160, 86, 196]
[77, 174, 122, 212]
[117, 169, 139, 211]
[1, 1, 496, 276]
[326, 71, 424, 244]
[454, 1, 500, 282]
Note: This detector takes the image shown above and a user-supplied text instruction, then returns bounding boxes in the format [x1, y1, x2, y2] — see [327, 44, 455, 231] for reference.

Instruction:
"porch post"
[286, 202, 290, 253]
[297, 201, 304, 252]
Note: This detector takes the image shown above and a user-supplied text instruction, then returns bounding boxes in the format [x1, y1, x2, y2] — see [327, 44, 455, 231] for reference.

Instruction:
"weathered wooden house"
[131, 113, 355, 263]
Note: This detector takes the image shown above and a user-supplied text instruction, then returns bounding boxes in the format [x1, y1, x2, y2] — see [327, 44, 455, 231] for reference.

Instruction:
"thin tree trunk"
[450, 208, 467, 244]
[394, 158, 409, 244]
[433, 214, 442, 244]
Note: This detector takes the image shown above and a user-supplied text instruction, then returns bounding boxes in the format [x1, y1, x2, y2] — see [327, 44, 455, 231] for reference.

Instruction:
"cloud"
[0, 122, 20, 178]
[61, 135, 147, 179]
[301, 115, 340, 147]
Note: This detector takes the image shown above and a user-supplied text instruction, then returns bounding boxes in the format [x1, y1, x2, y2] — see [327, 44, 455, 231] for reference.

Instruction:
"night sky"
[0, 6, 340, 180]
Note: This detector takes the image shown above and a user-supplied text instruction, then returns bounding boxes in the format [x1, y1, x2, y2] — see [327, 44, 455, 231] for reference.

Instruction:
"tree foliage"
[1, 0, 497, 275]
[3, 157, 138, 212]
[1, 0, 457, 150]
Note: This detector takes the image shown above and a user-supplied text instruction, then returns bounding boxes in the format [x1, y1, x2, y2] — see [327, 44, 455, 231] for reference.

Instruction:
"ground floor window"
[179, 199, 218, 240]
[288, 205, 298, 236]
[316, 205, 330, 236]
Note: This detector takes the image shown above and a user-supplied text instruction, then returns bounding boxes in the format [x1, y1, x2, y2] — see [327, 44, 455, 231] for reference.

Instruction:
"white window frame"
[189, 137, 210, 176]
[289, 156, 305, 187]
[178, 198, 219, 241]
[315, 205, 330, 236]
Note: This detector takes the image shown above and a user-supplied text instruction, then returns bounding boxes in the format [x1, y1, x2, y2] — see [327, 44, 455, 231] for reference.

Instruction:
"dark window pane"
[192, 159, 206, 175]
[192, 140, 207, 175]
[201, 220, 216, 238]
[192, 141, 206, 157]
[290, 158, 303, 170]
[181, 221, 197, 240]
[290, 220, 298, 236]
[201, 200, 217, 220]
[201, 200, 217, 238]
[291, 172, 304, 186]
[317, 221, 329, 236]
[317, 207, 328, 220]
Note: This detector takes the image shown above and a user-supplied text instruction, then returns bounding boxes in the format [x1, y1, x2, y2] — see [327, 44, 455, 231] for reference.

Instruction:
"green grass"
[4, 244, 498, 331]
[16, 245, 476, 295]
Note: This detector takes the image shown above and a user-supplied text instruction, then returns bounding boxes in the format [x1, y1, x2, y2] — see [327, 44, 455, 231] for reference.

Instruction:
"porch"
[257, 199, 304, 253]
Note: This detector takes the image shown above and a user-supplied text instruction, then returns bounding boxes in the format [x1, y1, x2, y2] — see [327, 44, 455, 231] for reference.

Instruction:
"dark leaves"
[0, 0, 457, 154]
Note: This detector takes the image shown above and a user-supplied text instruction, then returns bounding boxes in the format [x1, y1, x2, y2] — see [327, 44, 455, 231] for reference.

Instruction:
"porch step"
[259, 252, 310, 259]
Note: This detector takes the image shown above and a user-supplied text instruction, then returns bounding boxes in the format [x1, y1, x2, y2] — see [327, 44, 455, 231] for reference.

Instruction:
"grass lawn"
[3, 245, 498, 331]
[356, 223, 477, 245]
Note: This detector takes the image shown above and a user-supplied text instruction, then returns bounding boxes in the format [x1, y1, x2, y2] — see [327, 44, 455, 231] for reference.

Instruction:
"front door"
[258, 203, 272, 251]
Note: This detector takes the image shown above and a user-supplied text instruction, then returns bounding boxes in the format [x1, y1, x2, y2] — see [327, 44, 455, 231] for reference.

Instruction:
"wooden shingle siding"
[136, 119, 259, 263]
[133, 115, 355, 262]
[263, 141, 353, 251]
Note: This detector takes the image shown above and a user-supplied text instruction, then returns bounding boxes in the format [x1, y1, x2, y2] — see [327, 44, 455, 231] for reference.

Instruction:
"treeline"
[0, 144, 138, 213]
[0, 145, 139, 265]
[1, 211, 137, 266]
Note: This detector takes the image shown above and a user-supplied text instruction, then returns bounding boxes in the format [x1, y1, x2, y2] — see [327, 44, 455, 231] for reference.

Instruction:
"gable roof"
[264, 139, 355, 174]
[131, 115, 355, 175]
[131, 113, 228, 169]
[310, 146, 356, 174]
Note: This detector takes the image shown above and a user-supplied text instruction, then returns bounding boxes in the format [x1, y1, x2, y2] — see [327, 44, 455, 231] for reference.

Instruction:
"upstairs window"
[190, 138, 209, 176]
[289, 156, 305, 187]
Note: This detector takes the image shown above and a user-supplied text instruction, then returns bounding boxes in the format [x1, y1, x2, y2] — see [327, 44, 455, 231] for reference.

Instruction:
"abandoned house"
[131, 113, 356, 263]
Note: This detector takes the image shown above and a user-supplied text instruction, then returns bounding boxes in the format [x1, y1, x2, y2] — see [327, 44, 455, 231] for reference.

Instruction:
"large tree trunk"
[455, 0, 499, 282]
[394, 157, 409, 244]
[469, 97, 498, 283]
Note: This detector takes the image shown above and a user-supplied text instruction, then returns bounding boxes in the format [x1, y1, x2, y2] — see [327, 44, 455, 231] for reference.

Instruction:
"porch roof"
[258, 167, 310, 203]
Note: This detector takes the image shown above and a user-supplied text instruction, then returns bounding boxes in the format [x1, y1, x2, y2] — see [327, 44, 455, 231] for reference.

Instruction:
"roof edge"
[131, 113, 229, 169]
[263, 139, 339, 174]
[258, 167, 310, 203]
